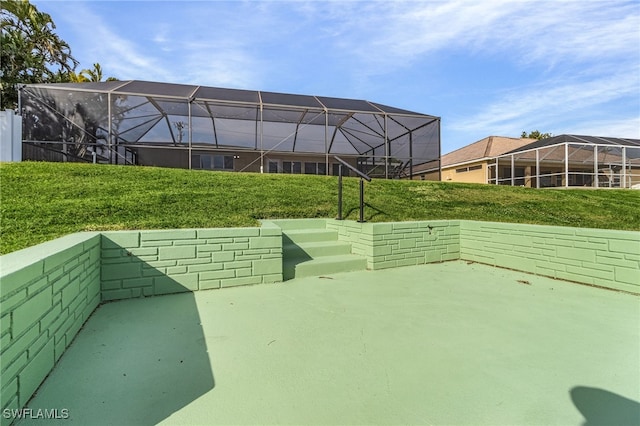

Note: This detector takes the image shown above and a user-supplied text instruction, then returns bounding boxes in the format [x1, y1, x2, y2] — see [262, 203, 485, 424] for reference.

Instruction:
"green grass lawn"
[1, 161, 639, 254]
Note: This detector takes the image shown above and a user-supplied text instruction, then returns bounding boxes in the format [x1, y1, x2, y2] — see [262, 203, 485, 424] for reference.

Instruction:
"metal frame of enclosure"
[488, 135, 640, 188]
[19, 81, 440, 179]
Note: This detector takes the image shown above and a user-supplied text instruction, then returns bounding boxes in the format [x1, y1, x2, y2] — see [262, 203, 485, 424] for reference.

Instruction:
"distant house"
[411, 134, 640, 189]
[490, 135, 640, 188]
[19, 80, 441, 179]
[410, 136, 535, 182]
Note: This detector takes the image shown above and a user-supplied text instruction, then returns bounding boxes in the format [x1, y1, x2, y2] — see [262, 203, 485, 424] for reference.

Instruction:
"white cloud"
[451, 67, 639, 134]
[46, 1, 267, 86]
[569, 117, 640, 138]
[325, 1, 639, 74]
[179, 47, 261, 88]
[48, 2, 166, 81]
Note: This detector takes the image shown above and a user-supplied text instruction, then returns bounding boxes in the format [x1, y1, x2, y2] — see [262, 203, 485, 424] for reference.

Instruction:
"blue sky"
[33, 0, 640, 154]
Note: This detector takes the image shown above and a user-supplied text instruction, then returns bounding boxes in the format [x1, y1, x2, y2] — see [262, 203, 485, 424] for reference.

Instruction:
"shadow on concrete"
[19, 255, 215, 426]
[570, 386, 640, 426]
[282, 234, 312, 281]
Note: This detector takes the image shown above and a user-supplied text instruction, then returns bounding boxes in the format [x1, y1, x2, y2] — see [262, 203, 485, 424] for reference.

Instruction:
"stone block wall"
[327, 220, 461, 270]
[0, 224, 282, 423]
[0, 233, 101, 424]
[0, 219, 638, 424]
[460, 221, 640, 293]
[327, 219, 638, 292]
[101, 225, 283, 301]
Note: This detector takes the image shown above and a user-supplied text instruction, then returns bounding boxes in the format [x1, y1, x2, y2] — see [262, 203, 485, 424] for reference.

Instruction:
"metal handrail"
[334, 156, 372, 182]
[334, 156, 372, 223]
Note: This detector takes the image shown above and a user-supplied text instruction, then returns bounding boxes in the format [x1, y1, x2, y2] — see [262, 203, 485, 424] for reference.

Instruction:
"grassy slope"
[1, 162, 639, 254]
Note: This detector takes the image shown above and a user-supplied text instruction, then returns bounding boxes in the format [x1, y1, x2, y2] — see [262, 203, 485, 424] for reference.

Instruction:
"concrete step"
[284, 240, 353, 259]
[282, 228, 338, 244]
[270, 219, 328, 230]
[284, 254, 367, 280]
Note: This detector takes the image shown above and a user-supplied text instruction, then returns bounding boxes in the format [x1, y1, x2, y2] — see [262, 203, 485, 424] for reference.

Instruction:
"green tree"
[70, 63, 118, 83]
[521, 130, 553, 140]
[1, 0, 79, 109]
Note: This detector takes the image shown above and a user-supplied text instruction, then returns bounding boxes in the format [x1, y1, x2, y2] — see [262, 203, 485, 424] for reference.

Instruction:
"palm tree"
[68, 63, 117, 83]
[1, 0, 78, 108]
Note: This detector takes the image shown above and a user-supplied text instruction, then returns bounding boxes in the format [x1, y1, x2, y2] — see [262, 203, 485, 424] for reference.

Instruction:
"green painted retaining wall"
[101, 224, 283, 301]
[460, 221, 640, 294]
[326, 220, 460, 270]
[0, 233, 101, 423]
[328, 219, 639, 293]
[0, 224, 282, 424]
[0, 219, 637, 425]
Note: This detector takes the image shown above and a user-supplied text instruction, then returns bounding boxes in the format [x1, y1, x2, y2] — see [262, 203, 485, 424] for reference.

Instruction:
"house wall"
[410, 170, 440, 181]
[135, 148, 262, 172]
[134, 147, 358, 175]
[408, 159, 440, 181]
[441, 161, 487, 183]
[262, 153, 358, 175]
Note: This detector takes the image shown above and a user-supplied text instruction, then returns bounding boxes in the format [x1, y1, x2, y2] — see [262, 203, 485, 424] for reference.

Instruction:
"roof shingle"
[441, 136, 536, 167]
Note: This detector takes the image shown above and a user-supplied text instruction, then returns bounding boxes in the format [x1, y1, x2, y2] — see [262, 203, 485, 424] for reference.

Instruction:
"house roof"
[503, 134, 640, 155]
[441, 136, 536, 168]
[410, 134, 640, 176]
[25, 80, 437, 117]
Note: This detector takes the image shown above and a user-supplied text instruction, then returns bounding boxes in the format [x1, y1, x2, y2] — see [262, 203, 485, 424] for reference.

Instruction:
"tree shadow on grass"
[19, 257, 215, 425]
[570, 386, 640, 426]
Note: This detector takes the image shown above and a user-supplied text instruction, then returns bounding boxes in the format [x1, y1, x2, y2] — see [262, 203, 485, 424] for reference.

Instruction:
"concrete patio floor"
[17, 261, 640, 425]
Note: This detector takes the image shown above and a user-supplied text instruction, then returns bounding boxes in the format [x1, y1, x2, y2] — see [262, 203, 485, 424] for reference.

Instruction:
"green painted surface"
[0, 262, 45, 296]
[212, 251, 234, 263]
[285, 240, 352, 258]
[197, 228, 260, 238]
[0, 233, 101, 425]
[615, 266, 640, 285]
[2, 219, 639, 425]
[283, 228, 338, 244]
[19, 341, 54, 406]
[1, 233, 100, 276]
[98, 225, 283, 302]
[16, 262, 640, 426]
[249, 236, 281, 249]
[140, 229, 197, 241]
[328, 219, 463, 270]
[268, 218, 328, 230]
[158, 245, 197, 261]
[274, 219, 367, 280]
[285, 254, 367, 278]
[252, 259, 282, 276]
[459, 221, 640, 293]
[220, 276, 262, 288]
[609, 238, 640, 254]
[101, 232, 140, 249]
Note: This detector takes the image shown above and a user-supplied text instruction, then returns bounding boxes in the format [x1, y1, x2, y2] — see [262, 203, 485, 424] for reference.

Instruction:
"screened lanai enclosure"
[489, 135, 640, 188]
[19, 81, 441, 179]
